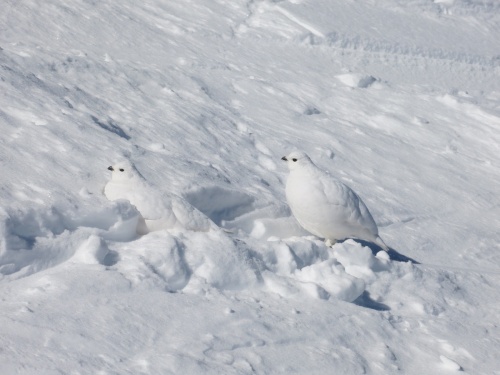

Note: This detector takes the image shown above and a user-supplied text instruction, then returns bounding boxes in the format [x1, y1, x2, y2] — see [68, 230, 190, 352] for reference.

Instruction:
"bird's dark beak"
[108, 166, 114, 171]
[281, 156, 287, 161]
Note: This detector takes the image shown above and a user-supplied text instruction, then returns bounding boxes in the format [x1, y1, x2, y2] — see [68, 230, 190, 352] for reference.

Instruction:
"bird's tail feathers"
[375, 236, 390, 252]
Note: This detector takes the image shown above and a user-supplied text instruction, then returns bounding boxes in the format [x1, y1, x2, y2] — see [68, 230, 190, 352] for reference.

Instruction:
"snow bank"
[0, 198, 392, 303]
[0, 201, 140, 280]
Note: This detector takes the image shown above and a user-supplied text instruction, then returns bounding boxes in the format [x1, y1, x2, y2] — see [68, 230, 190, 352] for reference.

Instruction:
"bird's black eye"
[292, 158, 297, 162]
[119, 168, 124, 172]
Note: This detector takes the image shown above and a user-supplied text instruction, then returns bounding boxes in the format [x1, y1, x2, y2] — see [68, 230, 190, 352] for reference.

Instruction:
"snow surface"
[1, 0, 499, 374]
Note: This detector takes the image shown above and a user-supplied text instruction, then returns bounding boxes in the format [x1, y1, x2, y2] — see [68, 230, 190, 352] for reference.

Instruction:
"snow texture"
[1, 0, 499, 374]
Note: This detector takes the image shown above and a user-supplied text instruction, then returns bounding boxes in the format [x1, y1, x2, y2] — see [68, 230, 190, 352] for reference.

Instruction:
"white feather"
[282, 151, 389, 251]
[104, 160, 213, 234]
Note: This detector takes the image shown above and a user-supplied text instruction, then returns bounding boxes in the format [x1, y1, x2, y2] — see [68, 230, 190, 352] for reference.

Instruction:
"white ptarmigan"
[104, 160, 213, 234]
[282, 151, 389, 251]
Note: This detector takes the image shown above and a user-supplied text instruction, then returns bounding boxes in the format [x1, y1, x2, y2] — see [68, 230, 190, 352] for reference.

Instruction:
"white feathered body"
[104, 161, 212, 233]
[283, 152, 388, 250]
[286, 166, 377, 241]
[104, 174, 174, 222]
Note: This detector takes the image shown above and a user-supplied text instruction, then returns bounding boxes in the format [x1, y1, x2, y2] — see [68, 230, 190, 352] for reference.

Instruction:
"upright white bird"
[282, 151, 389, 251]
[104, 160, 213, 234]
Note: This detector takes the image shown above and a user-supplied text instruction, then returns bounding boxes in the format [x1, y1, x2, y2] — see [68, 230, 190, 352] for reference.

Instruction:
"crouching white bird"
[282, 151, 389, 251]
[104, 160, 213, 234]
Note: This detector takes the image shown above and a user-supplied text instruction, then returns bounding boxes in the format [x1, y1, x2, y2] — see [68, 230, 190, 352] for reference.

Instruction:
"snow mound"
[259, 238, 390, 302]
[0, 201, 141, 280]
[71, 234, 110, 265]
[336, 73, 378, 88]
[0, 200, 391, 302]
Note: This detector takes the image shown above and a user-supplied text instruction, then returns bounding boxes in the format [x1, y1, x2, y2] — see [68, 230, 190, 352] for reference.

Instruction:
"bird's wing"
[105, 177, 171, 221]
[329, 181, 378, 236]
[319, 174, 374, 225]
[317, 174, 351, 206]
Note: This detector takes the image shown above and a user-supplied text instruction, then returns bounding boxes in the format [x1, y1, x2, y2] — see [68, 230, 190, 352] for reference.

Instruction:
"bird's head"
[107, 160, 138, 182]
[281, 151, 313, 171]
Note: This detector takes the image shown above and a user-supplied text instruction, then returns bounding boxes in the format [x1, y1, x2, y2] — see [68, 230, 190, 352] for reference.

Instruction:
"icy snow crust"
[1, 0, 499, 374]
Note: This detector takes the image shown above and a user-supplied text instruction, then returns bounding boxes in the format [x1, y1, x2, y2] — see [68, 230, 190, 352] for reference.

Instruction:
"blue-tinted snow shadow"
[91, 115, 130, 140]
[102, 250, 120, 267]
[184, 186, 256, 226]
[353, 291, 390, 311]
[355, 239, 420, 264]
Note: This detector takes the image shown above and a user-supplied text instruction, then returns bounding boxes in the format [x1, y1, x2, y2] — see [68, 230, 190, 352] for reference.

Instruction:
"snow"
[1, 0, 499, 374]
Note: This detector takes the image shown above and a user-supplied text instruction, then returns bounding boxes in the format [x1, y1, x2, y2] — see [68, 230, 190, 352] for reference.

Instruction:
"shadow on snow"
[355, 239, 420, 264]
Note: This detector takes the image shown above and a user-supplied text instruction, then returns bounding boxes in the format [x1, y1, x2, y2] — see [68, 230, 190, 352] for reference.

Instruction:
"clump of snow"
[334, 240, 391, 281]
[336, 73, 378, 88]
[71, 234, 110, 265]
[72, 201, 143, 242]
